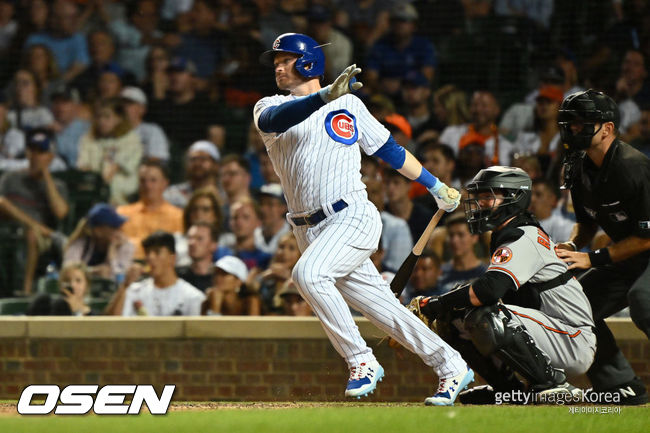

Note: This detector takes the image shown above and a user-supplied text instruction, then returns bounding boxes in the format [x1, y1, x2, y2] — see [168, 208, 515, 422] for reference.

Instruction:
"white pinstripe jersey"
[253, 94, 389, 214]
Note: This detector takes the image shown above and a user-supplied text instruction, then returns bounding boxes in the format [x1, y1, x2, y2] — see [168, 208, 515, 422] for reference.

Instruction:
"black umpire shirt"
[570, 139, 650, 253]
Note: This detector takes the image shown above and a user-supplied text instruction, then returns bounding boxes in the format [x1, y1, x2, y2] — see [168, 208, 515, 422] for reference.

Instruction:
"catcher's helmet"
[259, 33, 325, 78]
[558, 89, 620, 152]
[463, 166, 532, 234]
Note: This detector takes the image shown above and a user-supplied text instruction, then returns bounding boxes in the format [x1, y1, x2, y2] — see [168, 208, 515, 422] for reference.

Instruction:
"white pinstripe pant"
[290, 197, 467, 379]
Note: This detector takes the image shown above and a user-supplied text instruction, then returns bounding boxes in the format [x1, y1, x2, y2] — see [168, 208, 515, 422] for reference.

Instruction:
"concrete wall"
[0, 317, 647, 402]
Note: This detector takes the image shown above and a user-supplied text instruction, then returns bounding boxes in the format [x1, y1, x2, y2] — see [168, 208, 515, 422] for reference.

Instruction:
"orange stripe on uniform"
[510, 310, 582, 338]
[488, 267, 521, 287]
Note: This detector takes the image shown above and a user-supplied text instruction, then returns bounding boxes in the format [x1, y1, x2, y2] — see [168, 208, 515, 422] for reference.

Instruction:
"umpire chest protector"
[569, 139, 650, 246]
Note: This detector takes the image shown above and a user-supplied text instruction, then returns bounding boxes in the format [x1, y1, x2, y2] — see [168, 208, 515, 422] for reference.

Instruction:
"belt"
[290, 199, 348, 226]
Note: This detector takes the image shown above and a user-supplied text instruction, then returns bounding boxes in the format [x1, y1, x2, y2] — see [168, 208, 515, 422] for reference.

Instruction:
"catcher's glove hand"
[318, 64, 363, 103]
[407, 296, 442, 328]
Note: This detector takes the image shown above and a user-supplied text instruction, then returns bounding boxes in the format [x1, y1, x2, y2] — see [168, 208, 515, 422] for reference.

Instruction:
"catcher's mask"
[463, 166, 532, 234]
[557, 89, 619, 153]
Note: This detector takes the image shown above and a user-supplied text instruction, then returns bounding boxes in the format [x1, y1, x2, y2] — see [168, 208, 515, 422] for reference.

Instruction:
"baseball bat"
[390, 208, 446, 296]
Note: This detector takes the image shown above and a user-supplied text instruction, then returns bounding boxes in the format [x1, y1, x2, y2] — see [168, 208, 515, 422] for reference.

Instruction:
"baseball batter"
[253, 33, 472, 405]
[410, 167, 596, 403]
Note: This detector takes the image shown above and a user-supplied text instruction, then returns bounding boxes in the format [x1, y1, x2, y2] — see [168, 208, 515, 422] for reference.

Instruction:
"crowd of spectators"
[0, 0, 648, 318]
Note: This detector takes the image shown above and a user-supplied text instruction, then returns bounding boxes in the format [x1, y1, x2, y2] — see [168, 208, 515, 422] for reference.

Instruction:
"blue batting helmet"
[259, 33, 325, 78]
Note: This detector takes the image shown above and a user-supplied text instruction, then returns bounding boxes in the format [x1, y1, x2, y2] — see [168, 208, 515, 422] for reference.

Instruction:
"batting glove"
[428, 181, 461, 212]
[318, 64, 363, 103]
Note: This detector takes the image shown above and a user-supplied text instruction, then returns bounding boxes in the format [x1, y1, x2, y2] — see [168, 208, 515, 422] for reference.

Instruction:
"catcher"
[409, 166, 596, 403]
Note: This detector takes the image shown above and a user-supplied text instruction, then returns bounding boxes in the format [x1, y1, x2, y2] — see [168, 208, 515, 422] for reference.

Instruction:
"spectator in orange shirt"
[117, 158, 183, 259]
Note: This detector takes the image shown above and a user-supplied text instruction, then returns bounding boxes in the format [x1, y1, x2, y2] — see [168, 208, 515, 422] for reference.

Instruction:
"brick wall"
[0, 318, 648, 402]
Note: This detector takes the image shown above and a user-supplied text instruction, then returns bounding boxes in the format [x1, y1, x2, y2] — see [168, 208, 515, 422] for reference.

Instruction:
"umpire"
[556, 89, 650, 405]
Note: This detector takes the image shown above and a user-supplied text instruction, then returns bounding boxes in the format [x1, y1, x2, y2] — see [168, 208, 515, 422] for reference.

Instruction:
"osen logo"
[325, 109, 358, 145]
[17, 384, 176, 415]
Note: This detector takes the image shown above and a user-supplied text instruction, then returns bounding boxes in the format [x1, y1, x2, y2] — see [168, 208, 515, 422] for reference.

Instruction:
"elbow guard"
[471, 271, 517, 305]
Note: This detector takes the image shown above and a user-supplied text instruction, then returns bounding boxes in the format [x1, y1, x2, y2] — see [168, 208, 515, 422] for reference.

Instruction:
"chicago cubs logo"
[491, 247, 513, 265]
[272, 38, 281, 49]
[324, 110, 358, 145]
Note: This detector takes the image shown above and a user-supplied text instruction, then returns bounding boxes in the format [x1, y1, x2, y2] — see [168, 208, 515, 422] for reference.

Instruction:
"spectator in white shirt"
[121, 230, 205, 316]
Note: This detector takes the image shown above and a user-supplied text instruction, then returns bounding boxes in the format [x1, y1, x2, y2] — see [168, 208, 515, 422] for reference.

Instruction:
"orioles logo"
[491, 247, 513, 265]
[324, 109, 358, 145]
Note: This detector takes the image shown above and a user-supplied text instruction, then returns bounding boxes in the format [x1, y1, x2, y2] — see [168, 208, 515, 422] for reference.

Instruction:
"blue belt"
[291, 199, 348, 226]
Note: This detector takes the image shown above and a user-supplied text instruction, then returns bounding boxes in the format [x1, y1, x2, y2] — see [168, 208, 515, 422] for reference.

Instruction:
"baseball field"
[1, 402, 648, 433]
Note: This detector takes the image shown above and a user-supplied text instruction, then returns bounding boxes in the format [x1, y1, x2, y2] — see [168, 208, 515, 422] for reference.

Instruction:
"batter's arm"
[372, 137, 460, 211]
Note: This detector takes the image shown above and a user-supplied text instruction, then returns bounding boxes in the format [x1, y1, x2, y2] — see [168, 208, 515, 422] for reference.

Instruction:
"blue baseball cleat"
[425, 367, 475, 406]
[345, 361, 384, 399]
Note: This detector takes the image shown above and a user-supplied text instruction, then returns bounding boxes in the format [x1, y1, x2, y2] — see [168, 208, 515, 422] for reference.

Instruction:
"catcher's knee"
[463, 305, 508, 357]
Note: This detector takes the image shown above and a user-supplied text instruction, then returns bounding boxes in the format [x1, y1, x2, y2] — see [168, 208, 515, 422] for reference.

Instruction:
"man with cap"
[121, 86, 170, 161]
[556, 89, 650, 404]
[307, 4, 353, 82]
[63, 203, 134, 281]
[163, 140, 221, 209]
[147, 56, 222, 154]
[365, 3, 437, 97]
[121, 230, 205, 316]
[205, 255, 259, 315]
[51, 85, 89, 167]
[0, 128, 69, 294]
[400, 71, 443, 144]
[255, 183, 290, 255]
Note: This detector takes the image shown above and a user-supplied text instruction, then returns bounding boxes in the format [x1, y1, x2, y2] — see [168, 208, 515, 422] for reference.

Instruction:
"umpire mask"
[463, 167, 532, 234]
[557, 89, 620, 153]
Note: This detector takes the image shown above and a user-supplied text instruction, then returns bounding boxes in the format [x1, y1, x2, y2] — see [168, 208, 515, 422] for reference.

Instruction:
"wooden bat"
[390, 208, 446, 296]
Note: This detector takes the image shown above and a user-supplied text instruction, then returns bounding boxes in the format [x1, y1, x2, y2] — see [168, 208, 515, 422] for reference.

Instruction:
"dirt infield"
[0, 401, 421, 415]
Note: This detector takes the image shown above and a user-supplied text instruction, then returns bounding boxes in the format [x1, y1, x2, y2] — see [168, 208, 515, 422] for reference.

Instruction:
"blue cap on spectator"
[403, 71, 429, 88]
[258, 183, 286, 204]
[87, 203, 127, 228]
[308, 4, 332, 22]
[167, 57, 197, 75]
[26, 129, 53, 152]
[101, 62, 125, 78]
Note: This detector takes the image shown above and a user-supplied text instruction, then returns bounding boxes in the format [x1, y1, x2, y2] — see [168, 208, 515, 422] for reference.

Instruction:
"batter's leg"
[335, 258, 467, 379]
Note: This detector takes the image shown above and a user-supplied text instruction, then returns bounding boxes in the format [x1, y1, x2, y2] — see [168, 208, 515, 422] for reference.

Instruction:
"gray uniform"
[489, 225, 596, 376]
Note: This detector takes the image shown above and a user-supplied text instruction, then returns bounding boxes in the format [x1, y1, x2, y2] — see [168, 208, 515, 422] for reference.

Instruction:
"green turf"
[2, 405, 648, 433]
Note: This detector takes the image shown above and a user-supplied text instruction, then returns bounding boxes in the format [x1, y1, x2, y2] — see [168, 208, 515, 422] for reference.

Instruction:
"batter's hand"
[429, 182, 460, 212]
[319, 64, 363, 103]
[556, 249, 591, 270]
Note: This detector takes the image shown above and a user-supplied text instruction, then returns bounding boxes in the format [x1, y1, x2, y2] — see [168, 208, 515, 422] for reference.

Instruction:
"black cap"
[308, 4, 332, 22]
[540, 65, 565, 85]
[51, 85, 80, 103]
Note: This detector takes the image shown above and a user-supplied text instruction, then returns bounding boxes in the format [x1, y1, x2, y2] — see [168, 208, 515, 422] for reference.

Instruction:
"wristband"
[566, 241, 577, 251]
[588, 248, 612, 266]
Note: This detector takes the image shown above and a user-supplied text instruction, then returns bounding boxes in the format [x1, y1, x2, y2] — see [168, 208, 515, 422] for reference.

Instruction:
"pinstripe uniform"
[489, 226, 596, 375]
[253, 93, 466, 378]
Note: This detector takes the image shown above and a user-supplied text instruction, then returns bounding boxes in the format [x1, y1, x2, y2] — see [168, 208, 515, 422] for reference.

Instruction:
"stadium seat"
[88, 298, 109, 315]
[0, 222, 24, 297]
[0, 298, 30, 315]
[53, 170, 110, 234]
